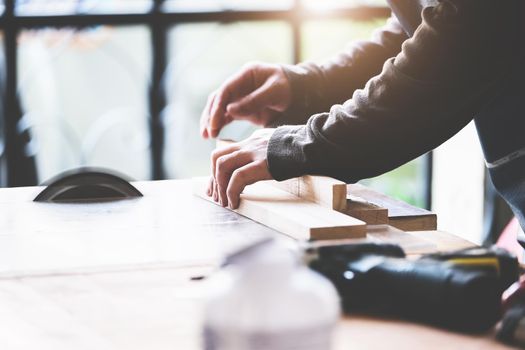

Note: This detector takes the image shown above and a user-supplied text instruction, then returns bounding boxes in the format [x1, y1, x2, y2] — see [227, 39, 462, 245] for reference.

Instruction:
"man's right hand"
[200, 62, 292, 139]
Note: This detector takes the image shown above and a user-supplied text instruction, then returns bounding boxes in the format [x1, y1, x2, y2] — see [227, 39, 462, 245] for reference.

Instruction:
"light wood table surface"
[0, 180, 517, 349]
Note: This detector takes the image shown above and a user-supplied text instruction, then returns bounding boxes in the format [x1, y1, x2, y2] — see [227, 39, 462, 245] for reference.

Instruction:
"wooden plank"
[347, 183, 437, 231]
[366, 225, 438, 254]
[0, 180, 282, 276]
[309, 225, 437, 256]
[0, 262, 513, 350]
[336, 315, 511, 350]
[408, 230, 476, 252]
[193, 178, 366, 241]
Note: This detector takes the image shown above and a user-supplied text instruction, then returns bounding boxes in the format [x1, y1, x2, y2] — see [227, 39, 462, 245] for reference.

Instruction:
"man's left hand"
[207, 129, 275, 209]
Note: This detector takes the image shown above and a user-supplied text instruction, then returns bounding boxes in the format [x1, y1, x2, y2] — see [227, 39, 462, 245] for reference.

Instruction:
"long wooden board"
[308, 225, 438, 255]
[193, 178, 366, 241]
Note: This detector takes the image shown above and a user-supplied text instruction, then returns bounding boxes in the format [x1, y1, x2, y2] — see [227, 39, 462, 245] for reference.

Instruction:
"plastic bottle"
[203, 239, 340, 350]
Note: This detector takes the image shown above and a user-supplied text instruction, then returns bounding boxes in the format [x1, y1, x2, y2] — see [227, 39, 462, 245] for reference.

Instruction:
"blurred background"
[0, 0, 511, 244]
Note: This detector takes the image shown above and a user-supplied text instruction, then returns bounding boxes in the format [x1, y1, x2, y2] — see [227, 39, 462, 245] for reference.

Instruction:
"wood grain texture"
[0, 180, 281, 276]
[408, 230, 476, 252]
[309, 225, 437, 256]
[193, 178, 366, 241]
[270, 176, 348, 211]
[0, 262, 511, 350]
[390, 216, 438, 232]
[344, 195, 389, 225]
[347, 183, 437, 231]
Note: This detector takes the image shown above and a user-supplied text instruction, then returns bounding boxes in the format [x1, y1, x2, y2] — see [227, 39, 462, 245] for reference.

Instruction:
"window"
[18, 26, 152, 181]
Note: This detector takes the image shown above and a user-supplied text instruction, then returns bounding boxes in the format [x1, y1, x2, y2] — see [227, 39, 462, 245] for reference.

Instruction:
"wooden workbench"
[0, 180, 516, 349]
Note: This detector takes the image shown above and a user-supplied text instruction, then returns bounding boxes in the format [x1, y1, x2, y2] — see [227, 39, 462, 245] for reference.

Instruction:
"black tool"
[307, 243, 518, 332]
[34, 167, 143, 203]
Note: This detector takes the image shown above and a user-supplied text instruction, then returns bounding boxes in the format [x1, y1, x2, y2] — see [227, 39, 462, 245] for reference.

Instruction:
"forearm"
[268, 0, 520, 183]
[273, 16, 408, 126]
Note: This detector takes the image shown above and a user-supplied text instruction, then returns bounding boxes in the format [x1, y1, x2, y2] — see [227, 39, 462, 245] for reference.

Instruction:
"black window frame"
[0, 0, 432, 209]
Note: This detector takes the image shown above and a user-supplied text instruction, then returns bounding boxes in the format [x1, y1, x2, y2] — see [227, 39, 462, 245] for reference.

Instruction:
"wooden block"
[347, 183, 437, 231]
[271, 176, 348, 211]
[344, 194, 389, 225]
[193, 177, 366, 241]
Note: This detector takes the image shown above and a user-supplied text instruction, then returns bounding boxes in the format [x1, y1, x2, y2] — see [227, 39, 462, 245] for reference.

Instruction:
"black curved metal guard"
[34, 168, 143, 203]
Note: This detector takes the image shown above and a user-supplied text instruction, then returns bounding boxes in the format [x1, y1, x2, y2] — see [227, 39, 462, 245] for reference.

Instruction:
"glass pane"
[302, 18, 426, 207]
[18, 26, 151, 182]
[163, 0, 292, 12]
[16, 0, 152, 15]
[164, 21, 292, 178]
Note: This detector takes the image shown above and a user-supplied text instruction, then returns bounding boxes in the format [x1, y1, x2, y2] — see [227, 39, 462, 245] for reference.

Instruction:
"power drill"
[306, 243, 519, 332]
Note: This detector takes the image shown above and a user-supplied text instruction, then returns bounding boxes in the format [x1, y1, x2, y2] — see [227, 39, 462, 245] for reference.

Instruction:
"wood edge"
[332, 183, 349, 211]
[342, 195, 389, 225]
[347, 183, 434, 217]
[310, 225, 367, 240]
[344, 208, 389, 225]
[389, 214, 438, 232]
[406, 230, 477, 252]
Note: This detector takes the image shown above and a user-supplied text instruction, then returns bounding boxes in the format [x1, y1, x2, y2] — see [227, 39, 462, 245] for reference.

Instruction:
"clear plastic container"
[203, 240, 340, 350]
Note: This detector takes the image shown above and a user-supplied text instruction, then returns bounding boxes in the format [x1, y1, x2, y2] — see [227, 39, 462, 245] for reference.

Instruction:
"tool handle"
[341, 258, 502, 332]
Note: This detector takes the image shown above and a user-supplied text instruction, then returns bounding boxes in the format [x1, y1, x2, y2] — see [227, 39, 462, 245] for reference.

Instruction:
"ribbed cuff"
[267, 125, 307, 181]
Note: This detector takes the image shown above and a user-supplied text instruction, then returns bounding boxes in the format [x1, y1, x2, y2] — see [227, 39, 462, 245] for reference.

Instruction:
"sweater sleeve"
[267, 0, 520, 183]
[269, 15, 408, 126]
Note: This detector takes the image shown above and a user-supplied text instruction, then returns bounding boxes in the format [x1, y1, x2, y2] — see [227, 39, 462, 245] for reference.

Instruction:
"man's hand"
[200, 63, 291, 139]
[207, 129, 275, 209]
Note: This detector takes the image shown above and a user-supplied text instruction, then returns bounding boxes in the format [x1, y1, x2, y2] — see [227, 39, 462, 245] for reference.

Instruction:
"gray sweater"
[267, 0, 523, 184]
